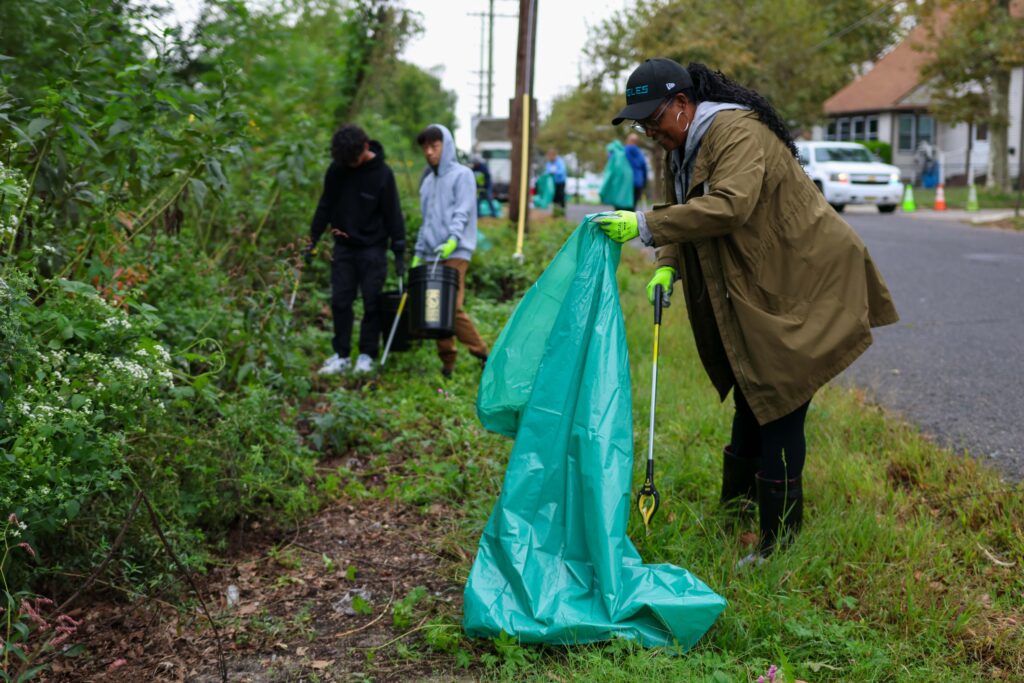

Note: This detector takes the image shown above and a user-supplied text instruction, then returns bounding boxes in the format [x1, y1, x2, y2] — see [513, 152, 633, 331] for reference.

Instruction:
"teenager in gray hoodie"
[411, 124, 489, 378]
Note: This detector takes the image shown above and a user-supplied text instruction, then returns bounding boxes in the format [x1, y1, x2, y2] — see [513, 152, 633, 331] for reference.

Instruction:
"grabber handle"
[653, 284, 664, 325]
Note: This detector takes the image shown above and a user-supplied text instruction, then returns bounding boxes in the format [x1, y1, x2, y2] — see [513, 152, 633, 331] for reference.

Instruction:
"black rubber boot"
[755, 473, 803, 556]
[720, 445, 758, 513]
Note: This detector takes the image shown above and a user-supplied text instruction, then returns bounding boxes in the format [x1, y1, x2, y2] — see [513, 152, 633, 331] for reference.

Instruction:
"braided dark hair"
[683, 63, 797, 158]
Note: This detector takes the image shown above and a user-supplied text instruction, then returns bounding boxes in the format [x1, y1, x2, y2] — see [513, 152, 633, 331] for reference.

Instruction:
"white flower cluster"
[101, 316, 133, 330]
[108, 357, 151, 382]
[0, 159, 30, 240]
[135, 345, 174, 384]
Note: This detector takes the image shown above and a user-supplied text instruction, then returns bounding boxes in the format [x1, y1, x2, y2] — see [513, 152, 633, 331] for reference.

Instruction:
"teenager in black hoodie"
[306, 125, 405, 375]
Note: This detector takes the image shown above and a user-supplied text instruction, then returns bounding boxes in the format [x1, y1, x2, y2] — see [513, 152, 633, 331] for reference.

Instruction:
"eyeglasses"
[631, 98, 672, 134]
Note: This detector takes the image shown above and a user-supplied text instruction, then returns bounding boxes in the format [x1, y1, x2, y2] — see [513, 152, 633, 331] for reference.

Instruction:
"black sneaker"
[441, 366, 453, 379]
[471, 351, 488, 368]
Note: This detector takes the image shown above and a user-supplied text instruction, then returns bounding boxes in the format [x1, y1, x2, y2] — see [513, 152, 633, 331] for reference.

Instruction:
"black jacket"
[309, 140, 405, 253]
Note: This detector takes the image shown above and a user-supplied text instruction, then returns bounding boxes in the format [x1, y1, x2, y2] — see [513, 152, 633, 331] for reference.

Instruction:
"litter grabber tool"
[380, 272, 407, 368]
[637, 283, 664, 533]
[287, 266, 302, 312]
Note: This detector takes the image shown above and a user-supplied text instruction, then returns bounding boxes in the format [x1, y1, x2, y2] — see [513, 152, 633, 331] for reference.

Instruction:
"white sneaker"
[318, 354, 351, 375]
[354, 354, 373, 374]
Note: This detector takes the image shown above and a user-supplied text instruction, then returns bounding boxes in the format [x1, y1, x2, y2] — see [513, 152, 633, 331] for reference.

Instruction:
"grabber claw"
[637, 460, 660, 532]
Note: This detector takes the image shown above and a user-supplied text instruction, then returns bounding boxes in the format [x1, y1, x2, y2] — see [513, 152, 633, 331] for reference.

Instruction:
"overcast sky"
[170, 0, 630, 149]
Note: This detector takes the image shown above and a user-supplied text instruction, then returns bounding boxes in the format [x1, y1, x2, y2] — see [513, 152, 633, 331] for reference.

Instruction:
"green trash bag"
[600, 139, 635, 210]
[464, 221, 726, 649]
[534, 173, 555, 209]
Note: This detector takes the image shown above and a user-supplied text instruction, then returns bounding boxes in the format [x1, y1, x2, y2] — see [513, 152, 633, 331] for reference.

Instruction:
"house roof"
[823, 23, 935, 116]
[824, 3, 1022, 117]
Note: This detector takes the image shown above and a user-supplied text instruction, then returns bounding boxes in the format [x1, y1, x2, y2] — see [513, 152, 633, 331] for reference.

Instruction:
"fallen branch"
[334, 587, 395, 641]
[140, 488, 228, 683]
[54, 490, 144, 615]
[976, 542, 1016, 568]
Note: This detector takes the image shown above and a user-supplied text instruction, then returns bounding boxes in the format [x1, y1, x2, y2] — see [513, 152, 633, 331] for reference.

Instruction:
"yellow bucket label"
[425, 287, 442, 324]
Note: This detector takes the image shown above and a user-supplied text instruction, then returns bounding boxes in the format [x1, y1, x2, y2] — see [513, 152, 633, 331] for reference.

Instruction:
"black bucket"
[378, 289, 414, 352]
[408, 264, 458, 339]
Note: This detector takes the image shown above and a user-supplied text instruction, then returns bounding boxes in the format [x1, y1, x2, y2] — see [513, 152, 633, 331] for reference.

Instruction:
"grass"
[328, 217, 1024, 682]
[912, 185, 1023, 210]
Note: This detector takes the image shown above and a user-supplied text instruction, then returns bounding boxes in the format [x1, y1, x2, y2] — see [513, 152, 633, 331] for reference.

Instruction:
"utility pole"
[468, 3, 515, 117]
[477, 13, 486, 115]
[509, 0, 537, 234]
[487, 0, 495, 116]
[1016, 67, 1024, 218]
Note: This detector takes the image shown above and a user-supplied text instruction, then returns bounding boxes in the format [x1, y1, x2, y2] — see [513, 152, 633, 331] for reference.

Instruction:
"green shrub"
[0, 270, 320, 586]
[855, 140, 892, 164]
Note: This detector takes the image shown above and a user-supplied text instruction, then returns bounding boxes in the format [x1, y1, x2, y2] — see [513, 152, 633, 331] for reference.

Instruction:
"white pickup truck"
[795, 141, 902, 213]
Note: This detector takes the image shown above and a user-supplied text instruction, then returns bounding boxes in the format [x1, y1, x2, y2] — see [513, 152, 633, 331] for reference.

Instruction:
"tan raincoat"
[646, 110, 898, 424]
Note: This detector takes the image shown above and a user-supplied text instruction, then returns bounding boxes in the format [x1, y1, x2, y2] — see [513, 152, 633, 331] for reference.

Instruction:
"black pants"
[632, 185, 643, 209]
[553, 182, 566, 208]
[731, 387, 811, 481]
[330, 245, 387, 358]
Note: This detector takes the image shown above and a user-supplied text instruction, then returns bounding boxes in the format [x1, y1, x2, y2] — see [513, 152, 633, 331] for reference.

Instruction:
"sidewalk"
[846, 204, 1019, 224]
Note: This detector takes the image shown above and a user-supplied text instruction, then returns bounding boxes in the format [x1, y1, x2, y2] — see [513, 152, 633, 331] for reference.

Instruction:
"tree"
[917, 0, 1024, 192]
[582, 0, 903, 131]
[538, 85, 620, 174]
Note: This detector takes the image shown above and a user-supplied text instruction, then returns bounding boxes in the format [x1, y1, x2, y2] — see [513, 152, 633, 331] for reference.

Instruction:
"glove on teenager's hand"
[435, 237, 458, 259]
[646, 266, 675, 307]
[591, 210, 639, 243]
[410, 255, 424, 269]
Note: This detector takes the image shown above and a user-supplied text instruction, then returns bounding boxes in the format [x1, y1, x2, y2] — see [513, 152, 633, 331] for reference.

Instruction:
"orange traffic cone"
[934, 183, 947, 211]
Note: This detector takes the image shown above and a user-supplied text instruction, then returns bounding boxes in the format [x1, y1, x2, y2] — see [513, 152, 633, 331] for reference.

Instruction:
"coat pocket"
[727, 282, 867, 391]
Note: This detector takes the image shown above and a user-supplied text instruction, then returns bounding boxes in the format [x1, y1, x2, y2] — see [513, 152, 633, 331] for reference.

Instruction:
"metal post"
[487, 0, 495, 116]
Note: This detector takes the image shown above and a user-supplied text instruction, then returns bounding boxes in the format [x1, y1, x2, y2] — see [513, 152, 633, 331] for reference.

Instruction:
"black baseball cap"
[611, 58, 693, 125]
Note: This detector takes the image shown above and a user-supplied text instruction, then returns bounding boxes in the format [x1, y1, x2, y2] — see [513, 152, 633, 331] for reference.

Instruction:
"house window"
[917, 115, 935, 145]
[976, 123, 988, 141]
[828, 115, 880, 142]
[898, 114, 915, 151]
[866, 116, 879, 141]
[838, 119, 851, 141]
[852, 117, 865, 140]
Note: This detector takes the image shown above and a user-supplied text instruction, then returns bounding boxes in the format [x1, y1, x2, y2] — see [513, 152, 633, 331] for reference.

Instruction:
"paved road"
[842, 211, 1024, 480]
[563, 202, 1024, 479]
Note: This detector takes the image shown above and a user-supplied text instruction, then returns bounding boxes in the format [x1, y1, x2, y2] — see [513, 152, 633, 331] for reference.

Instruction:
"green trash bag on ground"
[600, 139, 635, 210]
[534, 173, 555, 209]
[463, 221, 726, 649]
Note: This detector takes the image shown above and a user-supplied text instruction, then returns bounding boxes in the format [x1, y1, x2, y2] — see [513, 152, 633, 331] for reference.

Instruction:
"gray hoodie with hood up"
[416, 124, 478, 262]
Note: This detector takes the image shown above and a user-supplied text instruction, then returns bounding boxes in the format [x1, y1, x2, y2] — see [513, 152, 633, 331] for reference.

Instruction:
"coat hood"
[368, 139, 386, 161]
[428, 124, 459, 175]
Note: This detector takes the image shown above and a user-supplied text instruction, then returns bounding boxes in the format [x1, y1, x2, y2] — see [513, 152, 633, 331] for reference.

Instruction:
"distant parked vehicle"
[796, 141, 902, 213]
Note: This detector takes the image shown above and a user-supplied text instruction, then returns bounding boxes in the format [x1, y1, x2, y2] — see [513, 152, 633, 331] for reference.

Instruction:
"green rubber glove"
[435, 237, 458, 259]
[592, 210, 639, 243]
[410, 255, 424, 268]
[646, 266, 675, 306]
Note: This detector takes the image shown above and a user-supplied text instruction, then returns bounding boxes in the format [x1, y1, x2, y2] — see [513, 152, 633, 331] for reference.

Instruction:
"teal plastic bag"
[599, 139, 635, 210]
[534, 173, 555, 209]
[478, 198, 502, 218]
[464, 222, 726, 648]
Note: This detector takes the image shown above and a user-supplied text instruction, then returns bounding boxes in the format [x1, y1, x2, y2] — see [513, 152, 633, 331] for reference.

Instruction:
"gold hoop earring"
[676, 110, 690, 135]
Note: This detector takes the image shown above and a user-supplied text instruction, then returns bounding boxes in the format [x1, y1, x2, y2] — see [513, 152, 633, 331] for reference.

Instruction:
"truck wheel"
[878, 204, 897, 213]
[830, 203, 846, 213]
[814, 181, 824, 193]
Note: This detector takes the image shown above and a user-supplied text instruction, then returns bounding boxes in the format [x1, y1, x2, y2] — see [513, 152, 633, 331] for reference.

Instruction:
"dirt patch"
[40, 499, 471, 682]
